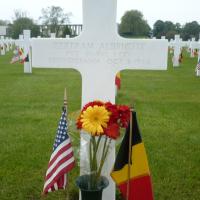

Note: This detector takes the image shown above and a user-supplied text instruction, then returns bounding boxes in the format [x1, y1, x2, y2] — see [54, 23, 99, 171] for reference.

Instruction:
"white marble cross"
[15, 34, 24, 49]
[190, 37, 197, 58]
[31, 0, 168, 199]
[0, 36, 6, 55]
[50, 33, 56, 38]
[15, 30, 32, 73]
[171, 35, 185, 67]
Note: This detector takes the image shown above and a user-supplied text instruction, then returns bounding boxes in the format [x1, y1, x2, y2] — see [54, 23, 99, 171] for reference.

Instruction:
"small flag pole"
[63, 88, 67, 111]
[63, 88, 69, 200]
[126, 99, 135, 200]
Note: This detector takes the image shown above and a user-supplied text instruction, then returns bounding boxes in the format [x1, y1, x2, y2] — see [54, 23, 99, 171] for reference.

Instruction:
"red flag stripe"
[119, 175, 154, 200]
[50, 139, 70, 160]
[44, 156, 75, 189]
[46, 151, 74, 180]
[47, 144, 72, 173]
[43, 161, 75, 194]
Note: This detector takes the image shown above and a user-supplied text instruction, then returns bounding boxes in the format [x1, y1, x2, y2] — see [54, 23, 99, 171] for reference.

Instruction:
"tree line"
[0, 7, 199, 40]
[119, 10, 200, 40]
[0, 6, 72, 39]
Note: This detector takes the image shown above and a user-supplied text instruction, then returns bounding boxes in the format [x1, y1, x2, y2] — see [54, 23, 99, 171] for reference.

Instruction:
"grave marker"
[172, 35, 183, 67]
[50, 33, 56, 38]
[190, 37, 196, 57]
[0, 36, 5, 55]
[23, 30, 32, 73]
[31, 0, 168, 199]
[15, 30, 32, 73]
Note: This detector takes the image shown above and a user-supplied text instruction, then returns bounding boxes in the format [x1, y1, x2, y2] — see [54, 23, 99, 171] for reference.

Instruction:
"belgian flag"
[111, 110, 154, 200]
[20, 54, 29, 64]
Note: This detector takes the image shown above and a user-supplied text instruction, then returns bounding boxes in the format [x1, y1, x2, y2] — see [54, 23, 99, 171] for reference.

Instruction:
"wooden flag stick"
[63, 90, 68, 200]
[126, 106, 134, 200]
[63, 88, 68, 110]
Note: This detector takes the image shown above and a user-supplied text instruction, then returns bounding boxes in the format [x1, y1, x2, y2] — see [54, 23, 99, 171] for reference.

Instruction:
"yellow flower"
[80, 105, 110, 135]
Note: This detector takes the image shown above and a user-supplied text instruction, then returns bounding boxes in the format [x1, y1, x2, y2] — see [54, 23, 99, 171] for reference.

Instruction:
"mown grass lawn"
[0, 50, 199, 200]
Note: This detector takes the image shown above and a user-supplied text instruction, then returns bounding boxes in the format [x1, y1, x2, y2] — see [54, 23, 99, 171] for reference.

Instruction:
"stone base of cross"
[30, 0, 168, 199]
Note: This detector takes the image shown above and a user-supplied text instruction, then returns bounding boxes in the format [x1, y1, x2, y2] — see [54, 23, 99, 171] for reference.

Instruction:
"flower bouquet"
[76, 100, 130, 200]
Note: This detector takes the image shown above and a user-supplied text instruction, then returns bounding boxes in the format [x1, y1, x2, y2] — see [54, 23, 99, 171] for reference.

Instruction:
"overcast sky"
[0, 0, 199, 27]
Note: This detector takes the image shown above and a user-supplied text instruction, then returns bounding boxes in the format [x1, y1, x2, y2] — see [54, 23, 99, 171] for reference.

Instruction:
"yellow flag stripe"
[116, 72, 121, 79]
[111, 142, 150, 185]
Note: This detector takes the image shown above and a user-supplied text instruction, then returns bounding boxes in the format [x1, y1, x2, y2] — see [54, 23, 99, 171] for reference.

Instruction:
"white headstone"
[190, 37, 196, 58]
[50, 33, 56, 38]
[65, 35, 70, 38]
[197, 68, 200, 76]
[0, 36, 5, 55]
[31, 0, 168, 199]
[23, 30, 32, 73]
[16, 34, 24, 49]
[198, 45, 200, 62]
[5, 37, 10, 52]
[172, 35, 182, 67]
[161, 36, 166, 39]
[0, 26, 7, 36]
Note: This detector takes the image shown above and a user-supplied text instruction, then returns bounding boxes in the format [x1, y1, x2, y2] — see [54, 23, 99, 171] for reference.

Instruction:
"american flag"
[43, 107, 75, 194]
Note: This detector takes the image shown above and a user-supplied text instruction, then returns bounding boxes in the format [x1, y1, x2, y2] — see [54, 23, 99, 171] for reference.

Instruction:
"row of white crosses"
[170, 34, 200, 76]
[11, 0, 167, 199]
[0, 36, 6, 55]
[13, 31, 68, 73]
[185, 36, 200, 76]
[0, 36, 13, 55]
[188, 37, 200, 60]
[30, 0, 168, 199]
[14, 30, 32, 73]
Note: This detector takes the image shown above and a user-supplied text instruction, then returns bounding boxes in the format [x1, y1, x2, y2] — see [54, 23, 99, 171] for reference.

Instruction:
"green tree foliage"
[153, 20, 165, 38]
[10, 10, 39, 39]
[39, 6, 71, 37]
[0, 19, 9, 25]
[175, 23, 182, 34]
[153, 20, 200, 40]
[62, 25, 72, 37]
[153, 20, 179, 39]
[11, 17, 40, 39]
[119, 10, 151, 37]
[182, 21, 200, 40]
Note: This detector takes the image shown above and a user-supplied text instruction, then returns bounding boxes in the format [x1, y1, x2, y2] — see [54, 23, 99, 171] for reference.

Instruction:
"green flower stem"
[91, 136, 97, 172]
[89, 136, 93, 172]
[97, 137, 112, 178]
[96, 135, 102, 152]
[89, 136, 103, 189]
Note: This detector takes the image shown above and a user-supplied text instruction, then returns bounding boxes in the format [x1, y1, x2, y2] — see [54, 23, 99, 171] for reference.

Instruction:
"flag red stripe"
[48, 143, 72, 167]
[119, 175, 154, 200]
[46, 152, 74, 180]
[57, 175, 64, 189]
[43, 162, 75, 194]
